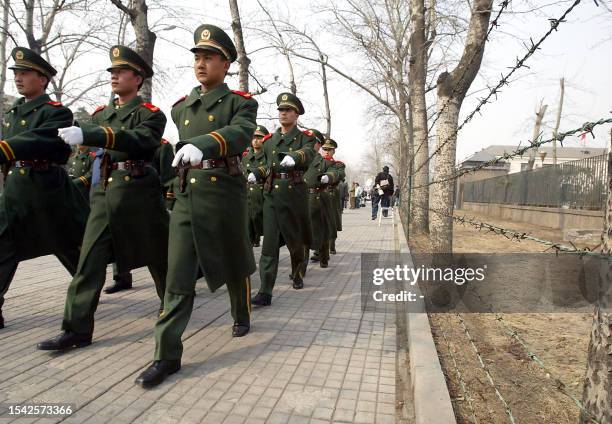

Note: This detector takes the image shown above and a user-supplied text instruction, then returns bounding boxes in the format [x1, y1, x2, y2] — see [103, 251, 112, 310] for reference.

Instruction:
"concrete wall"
[461, 202, 604, 230]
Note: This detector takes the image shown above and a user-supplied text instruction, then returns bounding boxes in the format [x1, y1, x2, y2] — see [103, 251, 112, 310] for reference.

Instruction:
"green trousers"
[0, 230, 79, 312]
[62, 225, 166, 334]
[153, 216, 251, 361]
[111, 263, 131, 282]
[320, 240, 330, 264]
[259, 244, 309, 296]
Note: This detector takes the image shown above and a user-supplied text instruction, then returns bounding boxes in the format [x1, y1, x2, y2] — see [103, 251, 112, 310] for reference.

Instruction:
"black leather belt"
[272, 171, 304, 180]
[14, 160, 61, 170]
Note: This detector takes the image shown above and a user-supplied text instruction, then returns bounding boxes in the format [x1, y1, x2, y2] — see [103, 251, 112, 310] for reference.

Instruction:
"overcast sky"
[4, 0, 612, 177]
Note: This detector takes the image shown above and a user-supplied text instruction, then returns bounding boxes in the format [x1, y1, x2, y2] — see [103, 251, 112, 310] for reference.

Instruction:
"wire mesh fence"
[461, 154, 608, 211]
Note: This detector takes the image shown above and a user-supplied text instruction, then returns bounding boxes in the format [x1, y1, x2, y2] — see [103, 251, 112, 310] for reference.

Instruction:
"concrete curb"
[396, 218, 457, 424]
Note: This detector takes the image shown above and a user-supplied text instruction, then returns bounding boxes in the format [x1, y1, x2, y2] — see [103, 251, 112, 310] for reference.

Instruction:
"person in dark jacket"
[371, 165, 394, 219]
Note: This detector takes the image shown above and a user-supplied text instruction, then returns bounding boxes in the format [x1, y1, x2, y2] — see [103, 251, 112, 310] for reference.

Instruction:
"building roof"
[461, 145, 607, 163]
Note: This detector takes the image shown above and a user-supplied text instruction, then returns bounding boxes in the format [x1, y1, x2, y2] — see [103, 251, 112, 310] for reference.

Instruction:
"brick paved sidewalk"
[0, 206, 403, 424]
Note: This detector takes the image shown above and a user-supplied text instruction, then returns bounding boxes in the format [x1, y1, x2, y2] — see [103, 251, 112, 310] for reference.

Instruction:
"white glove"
[172, 144, 203, 167]
[280, 155, 295, 167]
[320, 175, 329, 184]
[247, 172, 256, 183]
[58, 126, 83, 146]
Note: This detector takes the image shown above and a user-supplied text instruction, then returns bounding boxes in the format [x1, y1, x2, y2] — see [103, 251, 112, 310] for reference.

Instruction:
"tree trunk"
[430, 74, 460, 253]
[552, 78, 565, 166]
[409, 0, 429, 235]
[229, 0, 250, 92]
[130, 0, 155, 102]
[321, 60, 331, 137]
[527, 100, 547, 170]
[429, 0, 493, 254]
[580, 129, 612, 423]
[0, 0, 9, 139]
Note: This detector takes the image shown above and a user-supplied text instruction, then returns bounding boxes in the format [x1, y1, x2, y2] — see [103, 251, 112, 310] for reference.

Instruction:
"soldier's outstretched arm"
[0, 106, 73, 163]
[284, 133, 317, 167]
[334, 160, 346, 181]
[79, 109, 167, 155]
[180, 98, 258, 160]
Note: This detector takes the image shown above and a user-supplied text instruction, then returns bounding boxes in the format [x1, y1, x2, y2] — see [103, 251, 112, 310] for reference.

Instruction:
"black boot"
[320, 261, 328, 268]
[104, 273, 133, 294]
[310, 252, 320, 262]
[37, 331, 92, 351]
[330, 241, 337, 255]
[0, 310, 4, 329]
[251, 293, 272, 307]
[292, 274, 304, 290]
[135, 360, 181, 389]
[232, 322, 250, 337]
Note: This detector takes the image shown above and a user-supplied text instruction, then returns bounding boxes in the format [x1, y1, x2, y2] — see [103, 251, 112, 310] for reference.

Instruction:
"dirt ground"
[408, 209, 600, 424]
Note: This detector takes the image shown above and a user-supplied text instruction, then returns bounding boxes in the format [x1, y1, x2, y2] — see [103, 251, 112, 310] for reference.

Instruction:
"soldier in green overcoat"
[324, 140, 345, 254]
[133, 24, 258, 388]
[37, 45, 168, 350]
[67, 146, 96, 200]
[242, 124, 268, 247]
[248, 93, 317, 306]
[304, 133, 341, 268]
[0, 47, 89, 329]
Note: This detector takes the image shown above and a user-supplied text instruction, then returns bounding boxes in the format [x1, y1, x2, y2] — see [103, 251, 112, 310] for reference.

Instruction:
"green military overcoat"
[304, 155, 340, 249]
[329, 160, 346, 231]
[0, 94, 89, 261]
[170, 84, 257, 291]
[252, 126, 316, 255]
[242, 147, 265, 240]
[77, 96, 168, 273]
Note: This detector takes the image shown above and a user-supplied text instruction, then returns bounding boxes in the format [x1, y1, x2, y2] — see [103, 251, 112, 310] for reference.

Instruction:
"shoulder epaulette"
[47, 100, 62, 106]
[302, 129, 314, 137]
[242, 150, 249, 158]
[161, 138, 169, 145]
[335, 160, 345, 166]
[231, 90, 253, 99]
[92, 105, 105, 116]
[262, 133, 273, 142]
[141, 102, 160, 112]
[172, 95, 187, 107]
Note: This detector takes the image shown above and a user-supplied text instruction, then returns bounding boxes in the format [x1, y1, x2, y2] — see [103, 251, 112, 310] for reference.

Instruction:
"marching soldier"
[323, 139, 345, 254]
[67, 146, 97, 200]
[248, 93, 317, 306]
[0, 47, 89, 329]
[38, 45, 168, 350]
[305, 132, 341, 268]
[134, 24, 258, 388]
[242, 124, 269, 247]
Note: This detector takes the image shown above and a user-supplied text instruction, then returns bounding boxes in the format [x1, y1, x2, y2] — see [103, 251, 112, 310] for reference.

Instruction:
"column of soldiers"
[0, 23, 346, 388]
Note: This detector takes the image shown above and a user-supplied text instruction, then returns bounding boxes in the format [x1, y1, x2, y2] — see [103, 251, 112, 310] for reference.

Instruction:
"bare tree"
[229, 0, 250, 92]
[409, 0, 434, 234]
[429, 0, 493, 253]
[552, 77, 565, 165]
[6, 0, 111, 105]
[256, 0, 297, 94]
[0, 0, 10, 137]
[109, 0, 156, 102]
[526, 99, 548, 170]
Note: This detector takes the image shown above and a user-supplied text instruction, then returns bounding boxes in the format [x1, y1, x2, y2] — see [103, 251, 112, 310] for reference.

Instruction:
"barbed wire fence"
[393, 2, 611, 421]
[410, 0, 585, 180]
